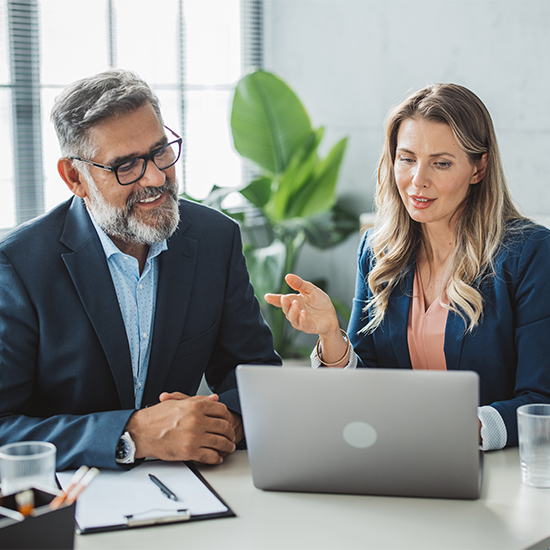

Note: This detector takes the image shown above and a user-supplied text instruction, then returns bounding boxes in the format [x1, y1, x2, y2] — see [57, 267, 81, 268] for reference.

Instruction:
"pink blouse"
[407, 268, 449, 371]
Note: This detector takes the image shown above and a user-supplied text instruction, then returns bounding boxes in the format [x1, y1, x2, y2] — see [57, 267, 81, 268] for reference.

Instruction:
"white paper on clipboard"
[57, 461, 229, 532]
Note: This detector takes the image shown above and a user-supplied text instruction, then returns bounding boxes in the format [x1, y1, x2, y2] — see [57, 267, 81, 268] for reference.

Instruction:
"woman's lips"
[409, 195, 435, 209]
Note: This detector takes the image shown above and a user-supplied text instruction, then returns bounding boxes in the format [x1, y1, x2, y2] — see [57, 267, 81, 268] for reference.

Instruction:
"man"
[0, 69, 281, 470]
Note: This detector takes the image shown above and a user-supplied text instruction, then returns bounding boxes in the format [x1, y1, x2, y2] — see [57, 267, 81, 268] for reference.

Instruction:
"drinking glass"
[518, 404, 550, 488]
[0, 441, 57, 495]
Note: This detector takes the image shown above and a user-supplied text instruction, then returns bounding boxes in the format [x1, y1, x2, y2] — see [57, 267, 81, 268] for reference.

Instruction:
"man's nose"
[137, 159, 166, 188]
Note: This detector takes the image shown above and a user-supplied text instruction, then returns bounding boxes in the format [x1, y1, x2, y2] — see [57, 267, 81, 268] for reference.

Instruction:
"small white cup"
[0, 441, 57, 496]
[518, 404, 550, 488]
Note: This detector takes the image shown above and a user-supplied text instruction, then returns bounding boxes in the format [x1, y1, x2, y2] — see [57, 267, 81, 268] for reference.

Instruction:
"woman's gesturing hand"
[264, 273, 340, 337]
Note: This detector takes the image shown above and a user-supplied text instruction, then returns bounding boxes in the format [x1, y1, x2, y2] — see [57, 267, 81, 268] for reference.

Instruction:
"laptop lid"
[236, 366, 481, 500]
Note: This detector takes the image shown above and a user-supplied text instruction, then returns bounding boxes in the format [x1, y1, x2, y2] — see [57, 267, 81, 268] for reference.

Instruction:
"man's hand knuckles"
[211, 434, 235, 453]
[185, 397, 225, 413]
[197, 452, 221, 465]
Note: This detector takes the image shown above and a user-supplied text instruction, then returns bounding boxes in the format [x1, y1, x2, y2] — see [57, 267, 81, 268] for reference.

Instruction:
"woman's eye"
[435, 161, 451, 169]
[399, 156, 414, 164]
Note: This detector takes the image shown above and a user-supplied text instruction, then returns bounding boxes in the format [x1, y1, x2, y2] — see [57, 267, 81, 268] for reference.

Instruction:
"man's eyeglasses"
[69, 126, 182, 186]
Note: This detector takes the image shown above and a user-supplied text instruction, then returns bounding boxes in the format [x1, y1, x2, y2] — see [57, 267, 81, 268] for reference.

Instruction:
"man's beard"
[85, 174, 180, 245]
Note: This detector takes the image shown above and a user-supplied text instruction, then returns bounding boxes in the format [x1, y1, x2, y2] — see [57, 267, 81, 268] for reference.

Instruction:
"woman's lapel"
[387, 267, 414, 370]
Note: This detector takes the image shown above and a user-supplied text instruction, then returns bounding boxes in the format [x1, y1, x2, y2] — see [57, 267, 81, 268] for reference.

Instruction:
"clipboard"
[56, 460, 235, 534]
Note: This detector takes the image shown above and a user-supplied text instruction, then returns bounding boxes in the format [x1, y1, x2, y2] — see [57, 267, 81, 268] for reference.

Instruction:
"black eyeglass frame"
[69, 126, 182, 186]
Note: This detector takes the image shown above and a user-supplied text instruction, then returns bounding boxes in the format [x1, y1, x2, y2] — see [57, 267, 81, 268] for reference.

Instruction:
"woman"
[265, 83, 550, 450]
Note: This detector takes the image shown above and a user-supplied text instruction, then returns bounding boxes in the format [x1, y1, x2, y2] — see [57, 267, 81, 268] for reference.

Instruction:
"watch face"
[116, 438, 129, 460]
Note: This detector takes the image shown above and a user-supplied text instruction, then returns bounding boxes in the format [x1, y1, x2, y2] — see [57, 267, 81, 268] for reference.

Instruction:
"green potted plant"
[189, 69, 358, 357]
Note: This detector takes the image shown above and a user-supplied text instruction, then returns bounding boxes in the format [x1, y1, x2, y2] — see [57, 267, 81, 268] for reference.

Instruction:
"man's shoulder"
[0, 199, 73, 253]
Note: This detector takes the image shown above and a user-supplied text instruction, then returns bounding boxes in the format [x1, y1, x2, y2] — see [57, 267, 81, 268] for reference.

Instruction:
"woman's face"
[394, 117, 486, 233]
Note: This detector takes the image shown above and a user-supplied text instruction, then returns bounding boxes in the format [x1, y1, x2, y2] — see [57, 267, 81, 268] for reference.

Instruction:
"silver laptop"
[236, 366, 482, 500]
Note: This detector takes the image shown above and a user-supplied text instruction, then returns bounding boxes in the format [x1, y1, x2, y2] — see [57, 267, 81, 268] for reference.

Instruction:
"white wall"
[263, 0, 550, 313]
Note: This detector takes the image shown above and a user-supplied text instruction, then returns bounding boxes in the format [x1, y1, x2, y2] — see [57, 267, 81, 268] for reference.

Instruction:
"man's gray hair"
[51, 68, 163, 158]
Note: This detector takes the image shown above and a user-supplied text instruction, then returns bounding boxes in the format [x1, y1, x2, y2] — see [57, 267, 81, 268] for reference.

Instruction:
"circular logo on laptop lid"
[343, 421, 377, 448]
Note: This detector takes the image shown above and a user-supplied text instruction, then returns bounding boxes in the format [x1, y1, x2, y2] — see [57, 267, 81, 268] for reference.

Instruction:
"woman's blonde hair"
[365, 83, 522, 333]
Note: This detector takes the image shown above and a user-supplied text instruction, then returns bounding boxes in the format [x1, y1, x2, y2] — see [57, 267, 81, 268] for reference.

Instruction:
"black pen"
[148, 474, 179, 501]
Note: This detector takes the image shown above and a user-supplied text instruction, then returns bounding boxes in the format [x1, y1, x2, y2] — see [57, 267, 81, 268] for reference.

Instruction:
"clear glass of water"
[518, 404, 550, 488]
[0, 441, 57, 496]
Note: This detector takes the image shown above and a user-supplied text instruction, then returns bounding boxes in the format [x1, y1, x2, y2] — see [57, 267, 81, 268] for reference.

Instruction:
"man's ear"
[470, 153, 488, 184]
[57, 158, 88, 198]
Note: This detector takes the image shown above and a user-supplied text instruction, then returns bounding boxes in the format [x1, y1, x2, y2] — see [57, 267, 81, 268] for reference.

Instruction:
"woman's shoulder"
[358, 228, 377, 261]
[358, 226, 416, 271]
[496, 218, 550, 270]
[502, 217, 550, 248]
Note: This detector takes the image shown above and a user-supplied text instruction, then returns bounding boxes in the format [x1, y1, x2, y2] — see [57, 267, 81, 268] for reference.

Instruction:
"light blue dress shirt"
[89, 212, 167, 409]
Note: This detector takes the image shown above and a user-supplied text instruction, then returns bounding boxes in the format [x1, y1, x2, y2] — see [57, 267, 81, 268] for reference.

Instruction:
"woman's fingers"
[284, 273, 306, 292]
[285, 298, 303, 326]
[294, 305, 313, 332]
[265, 274, 321, 308]
[264, 273, 335, 334]
[285, 274, 320, 298]
[264, 293, 283, 308]
[279, 294, 300, 314]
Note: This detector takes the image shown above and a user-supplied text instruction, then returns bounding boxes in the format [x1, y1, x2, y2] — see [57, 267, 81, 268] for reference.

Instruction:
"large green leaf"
[287, 137, 348, 219]
[231, 70, 312, 174]
[240, 176, 273, 209]
[265, 130, 321, 223]
[276, 200, 358, 250]
[222, 70, 358, 357]
[266, 128, 325, 223]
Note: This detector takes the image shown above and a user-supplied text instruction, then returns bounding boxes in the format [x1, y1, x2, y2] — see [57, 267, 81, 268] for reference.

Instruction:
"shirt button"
[139, 284, 143, 290]
[142, 332, 147, 339]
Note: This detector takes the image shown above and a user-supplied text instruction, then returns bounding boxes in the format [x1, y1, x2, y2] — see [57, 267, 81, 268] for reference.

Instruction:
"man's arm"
[0, 250, 241, 469]
[0, 251, 133, 470]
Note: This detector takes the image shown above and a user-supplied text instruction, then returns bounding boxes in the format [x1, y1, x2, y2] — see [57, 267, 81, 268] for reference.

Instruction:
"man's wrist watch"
[116, 431, 136, 464]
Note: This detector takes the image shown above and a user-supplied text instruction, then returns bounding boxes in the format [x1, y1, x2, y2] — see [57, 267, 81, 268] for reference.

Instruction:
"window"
[0, 0, 262, 233]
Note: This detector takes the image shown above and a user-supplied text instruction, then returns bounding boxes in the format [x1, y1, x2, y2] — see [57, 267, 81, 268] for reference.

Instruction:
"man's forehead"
[87, 103, 165, 161]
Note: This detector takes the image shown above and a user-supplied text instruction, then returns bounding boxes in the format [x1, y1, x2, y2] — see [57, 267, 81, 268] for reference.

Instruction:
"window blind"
[242, 0, 263, 73]
[241, 0, 264, 187]
[7, 0, 44, 225]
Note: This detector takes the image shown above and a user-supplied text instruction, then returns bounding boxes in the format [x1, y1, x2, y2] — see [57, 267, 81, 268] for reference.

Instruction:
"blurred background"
[1, 0, 549, 352]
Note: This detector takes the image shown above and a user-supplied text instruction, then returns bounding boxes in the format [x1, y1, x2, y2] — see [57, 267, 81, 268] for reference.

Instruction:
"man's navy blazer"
[0, 197, 280, 470]
[348, 221, 550, 447]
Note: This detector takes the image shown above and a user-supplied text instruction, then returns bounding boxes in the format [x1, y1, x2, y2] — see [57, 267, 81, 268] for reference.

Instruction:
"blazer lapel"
[444, 310, 466, 371]
[142, 214, 198, 405]
[60, 198, 135, 409]
[387, 268, 414, 370]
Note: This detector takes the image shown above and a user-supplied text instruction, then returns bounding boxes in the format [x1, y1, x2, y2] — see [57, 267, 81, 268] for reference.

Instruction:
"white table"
[75, 449, 550, 550]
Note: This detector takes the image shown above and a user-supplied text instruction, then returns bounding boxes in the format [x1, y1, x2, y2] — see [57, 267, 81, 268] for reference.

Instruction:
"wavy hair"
[364, 83, 522, 333]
